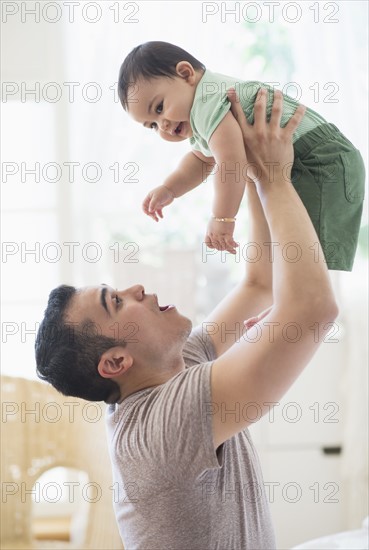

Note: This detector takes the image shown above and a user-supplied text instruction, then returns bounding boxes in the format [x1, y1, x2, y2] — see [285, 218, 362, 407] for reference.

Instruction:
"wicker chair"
[1, 375, 124, 550]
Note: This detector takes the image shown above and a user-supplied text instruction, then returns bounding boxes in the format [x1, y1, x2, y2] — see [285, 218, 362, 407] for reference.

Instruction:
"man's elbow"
[280, 288, 339, 327]
[306, 294, 339, 324]
[242, 278, 274, 305]
[322, 297, 339, 322]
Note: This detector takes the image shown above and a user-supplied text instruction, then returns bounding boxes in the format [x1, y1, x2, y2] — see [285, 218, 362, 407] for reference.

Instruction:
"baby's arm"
[143, 151, 215, 221]
[205, 110, 249, 253]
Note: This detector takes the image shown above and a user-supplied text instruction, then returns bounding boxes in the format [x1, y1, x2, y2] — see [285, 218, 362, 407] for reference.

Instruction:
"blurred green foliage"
[240, 21, 295, 81]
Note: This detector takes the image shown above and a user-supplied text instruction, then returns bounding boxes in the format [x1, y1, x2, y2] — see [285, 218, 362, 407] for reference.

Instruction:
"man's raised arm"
[202, 177, 274, 358]
[210, 89, 338, 450]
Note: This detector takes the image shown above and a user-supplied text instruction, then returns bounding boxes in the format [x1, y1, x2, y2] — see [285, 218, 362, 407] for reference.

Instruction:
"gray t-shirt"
[105, 326, 276, 550]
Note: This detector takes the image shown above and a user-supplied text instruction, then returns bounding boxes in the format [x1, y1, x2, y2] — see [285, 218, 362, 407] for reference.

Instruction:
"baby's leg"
[290, 123, 365, 271]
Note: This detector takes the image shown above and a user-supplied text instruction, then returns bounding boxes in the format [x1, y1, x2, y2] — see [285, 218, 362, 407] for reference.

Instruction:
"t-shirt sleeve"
[145, 361, 221, 483]
[191, 85, 231, 147]
[182, 324, 217, 368]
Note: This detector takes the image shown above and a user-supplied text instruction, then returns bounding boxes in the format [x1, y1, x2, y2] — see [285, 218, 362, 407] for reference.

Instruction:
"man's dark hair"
[118, 41, 206, 110]
[35, 285, 122, 404]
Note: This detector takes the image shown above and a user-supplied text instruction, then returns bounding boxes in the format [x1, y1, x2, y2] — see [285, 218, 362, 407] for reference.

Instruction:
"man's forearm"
[201, 180, 273, 358]
[243, 181, 273, 289]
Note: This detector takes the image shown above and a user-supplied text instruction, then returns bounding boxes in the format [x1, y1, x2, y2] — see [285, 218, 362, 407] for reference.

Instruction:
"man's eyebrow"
[100, 286, 110, 316]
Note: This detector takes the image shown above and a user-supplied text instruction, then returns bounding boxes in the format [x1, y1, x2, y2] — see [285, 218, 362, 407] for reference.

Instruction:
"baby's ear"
[176, 61, 195, 82]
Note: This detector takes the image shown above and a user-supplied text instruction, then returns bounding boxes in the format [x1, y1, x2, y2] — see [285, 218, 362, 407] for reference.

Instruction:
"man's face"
[65, 284, 192, 364]
[127, 73, 197, 142]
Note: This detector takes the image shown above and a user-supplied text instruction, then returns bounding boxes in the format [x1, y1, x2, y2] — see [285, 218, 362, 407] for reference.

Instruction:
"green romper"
[190, 70, 366, 271]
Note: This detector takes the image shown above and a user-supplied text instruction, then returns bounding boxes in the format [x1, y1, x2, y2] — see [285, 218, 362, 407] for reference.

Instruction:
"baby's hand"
[204, 218, 239, 254]
[142, 185, 175, 222]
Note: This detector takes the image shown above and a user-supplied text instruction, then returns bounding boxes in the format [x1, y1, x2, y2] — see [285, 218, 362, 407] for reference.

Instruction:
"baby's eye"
[155, 101, 163, 114]
[150, 122, 158, 130]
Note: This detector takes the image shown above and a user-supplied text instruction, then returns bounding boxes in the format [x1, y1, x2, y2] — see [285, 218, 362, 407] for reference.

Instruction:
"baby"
[118, 41, 365, 270]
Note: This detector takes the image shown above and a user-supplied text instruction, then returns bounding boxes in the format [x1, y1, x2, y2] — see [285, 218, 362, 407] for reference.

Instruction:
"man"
[36, 89, 338, 549]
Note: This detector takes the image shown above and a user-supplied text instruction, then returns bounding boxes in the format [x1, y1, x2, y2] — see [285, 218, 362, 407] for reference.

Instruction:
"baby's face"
[127, 67, 200, 142]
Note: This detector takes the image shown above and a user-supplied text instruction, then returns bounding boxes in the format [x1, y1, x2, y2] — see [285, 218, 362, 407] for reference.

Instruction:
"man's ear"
[175, 61, 196, 83]
[97, 346, 133, 379]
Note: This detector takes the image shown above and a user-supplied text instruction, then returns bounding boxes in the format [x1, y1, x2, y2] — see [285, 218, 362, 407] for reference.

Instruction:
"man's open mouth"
[154, 294, 174, 312]
[159, 305, 174, 312]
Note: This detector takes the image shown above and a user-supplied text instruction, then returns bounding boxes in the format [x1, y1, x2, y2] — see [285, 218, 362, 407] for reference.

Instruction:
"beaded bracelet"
[212, 216, 236, 223]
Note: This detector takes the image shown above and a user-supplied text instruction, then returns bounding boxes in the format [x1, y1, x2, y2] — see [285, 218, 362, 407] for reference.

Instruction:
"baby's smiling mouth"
[174, 122, 183, 135]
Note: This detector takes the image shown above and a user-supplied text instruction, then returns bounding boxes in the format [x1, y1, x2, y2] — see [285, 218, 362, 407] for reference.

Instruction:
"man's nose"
[124, 284, 145, 300]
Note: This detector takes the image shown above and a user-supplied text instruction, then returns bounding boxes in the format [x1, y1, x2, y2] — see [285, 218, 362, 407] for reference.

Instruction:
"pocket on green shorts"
[319, 148, 365, 270]
[340, 148, 366, 203]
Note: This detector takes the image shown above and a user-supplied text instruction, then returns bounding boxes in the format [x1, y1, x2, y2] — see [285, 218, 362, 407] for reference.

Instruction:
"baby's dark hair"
[118, 41, 206, 110]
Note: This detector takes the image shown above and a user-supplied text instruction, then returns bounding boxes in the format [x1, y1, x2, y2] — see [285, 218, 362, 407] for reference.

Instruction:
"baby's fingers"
[143, 203, 159, 221]
[224, 235, 239, 255]
[205, 236, 215, 249]
[205, 233, 222, 251]
[148, 195, 160, 214]
[148, 210, 160, 222]
[142, 194, 152, 216]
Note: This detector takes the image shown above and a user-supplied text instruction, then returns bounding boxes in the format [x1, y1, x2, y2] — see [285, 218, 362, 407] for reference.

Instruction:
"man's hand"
[243, 306, 272, 330]
[142, 185, 175, 222]
[205, 217, 239, 254]
[227, 87, 306, 191]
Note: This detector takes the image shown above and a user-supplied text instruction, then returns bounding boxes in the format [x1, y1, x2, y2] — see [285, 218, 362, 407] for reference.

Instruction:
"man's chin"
[176, 315, 192, 339]
[183, 318, 193, 338]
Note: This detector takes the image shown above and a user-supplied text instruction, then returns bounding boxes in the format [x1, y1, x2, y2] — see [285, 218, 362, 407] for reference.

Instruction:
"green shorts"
[291, 123, 366, 271]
